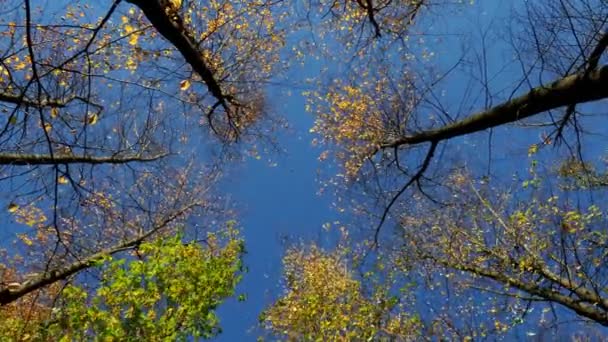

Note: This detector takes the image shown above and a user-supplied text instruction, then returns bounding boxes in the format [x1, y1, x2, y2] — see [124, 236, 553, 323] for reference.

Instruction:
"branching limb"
[125, 0, 231, 111]
[555, 31, 608, 142]
[382, 65, 608, 149]
[0, 202, 199, 305]
[374, 140, 437, 245]
[0, 152, 168, 165]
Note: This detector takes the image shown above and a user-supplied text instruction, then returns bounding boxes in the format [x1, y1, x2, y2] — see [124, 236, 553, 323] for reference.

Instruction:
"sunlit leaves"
[1, 227, 244, 341]
[261, 245, 421, 340]
[9, 203, 47, 229]
[310, 84, 380, 177]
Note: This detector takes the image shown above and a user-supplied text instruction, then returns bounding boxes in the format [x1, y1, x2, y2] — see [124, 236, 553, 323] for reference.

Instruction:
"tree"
[0, 0, 285, 335]
[3, 0, 608, 339]
[0, 227, 244, 340]
[306, 0, 608, 337]
[261, 242, 421, 341]
[398, 154, 608, 330]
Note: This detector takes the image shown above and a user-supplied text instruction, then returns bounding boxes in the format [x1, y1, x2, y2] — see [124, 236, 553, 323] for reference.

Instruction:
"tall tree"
[261, 242, 421, 340]
[306, 0, 608, 337]
[0, 0, 286, 332]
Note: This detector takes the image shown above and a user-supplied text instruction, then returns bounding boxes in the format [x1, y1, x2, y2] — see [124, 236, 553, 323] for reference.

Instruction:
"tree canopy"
[1, 0, 608, 340]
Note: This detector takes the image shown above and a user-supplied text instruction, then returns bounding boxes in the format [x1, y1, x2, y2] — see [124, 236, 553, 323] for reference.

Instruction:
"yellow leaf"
[528, 144, 538, 156]
[18, 234, 33, 246]
[14, 61, 27, 71]
[43, 122, 52, 133]
[87, 113, 98, 125]
[50, 107, 59, 118]
[58, 176, 69, 184]
[180, 79, 191, 91]
[8, 203, 18, 213]
[128, 33, 139, 46]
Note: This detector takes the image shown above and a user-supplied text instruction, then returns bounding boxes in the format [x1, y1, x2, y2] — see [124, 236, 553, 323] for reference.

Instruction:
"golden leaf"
[50, 107, 59, 118]
[180, 79, 191, 91]
[18, 234, 33, 246]
[128, 33, 139, 46]
[87, 113, 98, 125]
[58, 176, 69, 185]
[527, 144, 538, 156]
[14, 61, 27, 71]
[8, 202, 18, 213]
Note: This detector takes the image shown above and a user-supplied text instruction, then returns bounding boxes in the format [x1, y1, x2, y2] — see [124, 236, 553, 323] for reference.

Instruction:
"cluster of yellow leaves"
[320, 0, 367, 34]
[121, 15, 141, 47]
[10, 204, 47, 229]
[309, 83, 385, 180]
[7, 203, 63, 248]
[262, 245, 420, 340]
[81, 191, 115, 210]
[0, 54, 31, 83]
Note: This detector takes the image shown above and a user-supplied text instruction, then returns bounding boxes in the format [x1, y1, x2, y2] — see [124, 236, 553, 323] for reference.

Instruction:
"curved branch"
[447, 261, 608, 326]
[374, 141, 437, 245]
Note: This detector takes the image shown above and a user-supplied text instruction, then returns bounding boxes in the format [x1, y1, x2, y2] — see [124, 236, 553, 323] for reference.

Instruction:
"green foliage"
[3, 228, 244, 341]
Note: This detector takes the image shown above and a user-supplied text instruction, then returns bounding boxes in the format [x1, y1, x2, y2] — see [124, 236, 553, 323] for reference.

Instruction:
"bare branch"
[382, 65, 608, 149]
[374, 140, 437, 245]
[0, 152, 169, 165]
[0, 92, 102, 110]
[0, 202, 199, 305]
[125, 0, 232, 110]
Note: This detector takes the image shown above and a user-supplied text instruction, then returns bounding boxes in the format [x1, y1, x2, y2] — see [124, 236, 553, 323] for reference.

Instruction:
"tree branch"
[0, 152, 168, 165]
[0, 202, 199, 305]
[0, 92, 103, 110]
[125, 0, 231, 110]
[374, 141, 437, 245]
[455, 263, 608, 326]
[382, 65, 608, 149]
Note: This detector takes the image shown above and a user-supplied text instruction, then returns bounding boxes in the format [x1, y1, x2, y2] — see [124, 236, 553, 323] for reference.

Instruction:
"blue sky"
[211, 0, 608, 338]
[214, 2, 511, 338]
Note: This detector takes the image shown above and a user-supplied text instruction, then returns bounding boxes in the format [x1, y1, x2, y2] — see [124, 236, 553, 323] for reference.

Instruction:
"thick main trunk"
[126, 0, 228, 107]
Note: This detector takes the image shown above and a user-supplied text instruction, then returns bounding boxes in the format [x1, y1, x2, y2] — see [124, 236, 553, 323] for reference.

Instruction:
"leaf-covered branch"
[446, 261, 608, 326]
